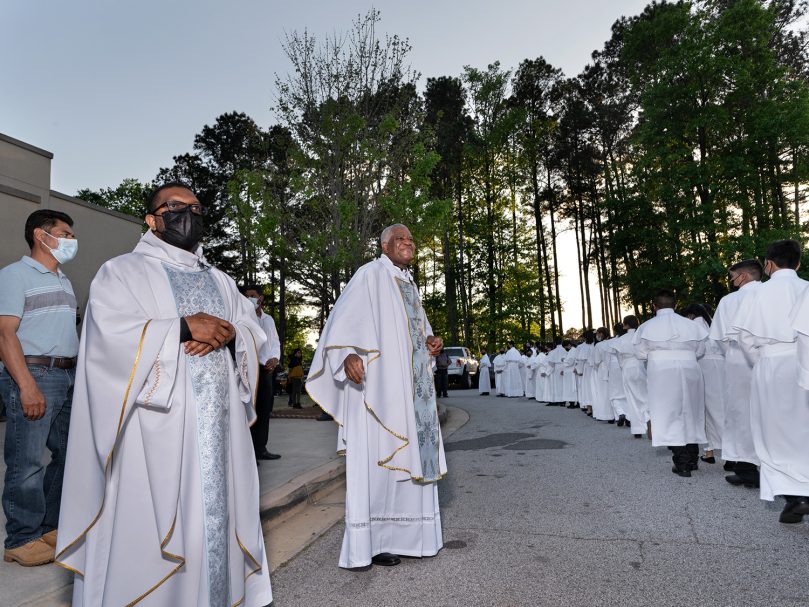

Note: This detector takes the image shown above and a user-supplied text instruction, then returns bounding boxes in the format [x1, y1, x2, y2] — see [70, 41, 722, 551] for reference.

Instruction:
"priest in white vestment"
[56, 184, 273, 606]
[734, 240, 809, 523]
[502, 343, 524, 397]
[606, 327, 628, 426]
[524, 348, 537, 400]
[590, 329, 613, 421]
[478, 352, 492, 395]
[684, 304, 725, 463]
[633, 289, 707, 477]
[546, 342, 567, 405]
[612, 316, 648, 438]
[709, 259, 763, 486]
[575, 333, 595, 411]
[561, 343, 578, 407]
[534, 349, 548, 402]
[493, 350, 506, 396]
[306, 224, 446, 568]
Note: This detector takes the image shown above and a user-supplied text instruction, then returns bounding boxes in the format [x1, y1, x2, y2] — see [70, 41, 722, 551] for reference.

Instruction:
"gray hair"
[380, 223, 408, 247]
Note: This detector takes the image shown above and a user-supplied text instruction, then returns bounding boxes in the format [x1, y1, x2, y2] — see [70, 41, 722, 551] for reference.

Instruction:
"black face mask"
[156, 207, 204, 251]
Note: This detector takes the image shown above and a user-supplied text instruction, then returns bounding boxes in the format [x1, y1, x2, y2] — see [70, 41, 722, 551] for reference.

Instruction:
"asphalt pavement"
[269, 390, 809, 607]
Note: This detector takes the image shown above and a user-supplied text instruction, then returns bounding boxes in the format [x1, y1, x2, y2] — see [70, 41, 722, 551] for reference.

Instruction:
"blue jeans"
[1, 365, 74, 549]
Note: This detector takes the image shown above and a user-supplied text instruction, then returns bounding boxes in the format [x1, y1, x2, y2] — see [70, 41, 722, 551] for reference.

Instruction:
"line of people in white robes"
[478, 240, 809, 525]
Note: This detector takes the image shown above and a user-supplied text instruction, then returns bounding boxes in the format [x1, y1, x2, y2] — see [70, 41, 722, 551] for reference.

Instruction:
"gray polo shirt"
[0, 256, 79, 357]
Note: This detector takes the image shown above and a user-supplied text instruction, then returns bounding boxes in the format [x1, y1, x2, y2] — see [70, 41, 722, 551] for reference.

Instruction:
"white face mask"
[247, 296, 260, 308]
[40, 230, 78, 264]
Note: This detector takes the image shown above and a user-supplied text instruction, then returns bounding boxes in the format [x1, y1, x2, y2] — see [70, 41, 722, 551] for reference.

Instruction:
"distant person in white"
[305, 224, 446, 569]
[633, 288, 707, 477]
[502, 342, 524, 397]
[478, 350, 492, 395]
[735, 240, 809, 523]
[709, 260, 763, 487]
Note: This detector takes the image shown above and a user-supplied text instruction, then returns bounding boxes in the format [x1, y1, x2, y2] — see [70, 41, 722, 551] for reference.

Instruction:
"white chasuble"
[478, 354, 492, 394]
[562, 347, 578, 403]
[305, 254, 445, 568]
[709, 282, 761, 464]
[693, 317, 725, 452]
[590, 341, 613, 420]
[633, 309, 707, 446]
[547, 345, 566, 402]
[613, 330, 648, 435]
[503, 347, 524, 397]
[574, 343, 593, 408]
[56, 231, 272, 607]
[735, 269, 809, 500]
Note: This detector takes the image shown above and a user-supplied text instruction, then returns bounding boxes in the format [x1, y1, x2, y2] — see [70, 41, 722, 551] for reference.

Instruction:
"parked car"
[443, 346, 479, 389]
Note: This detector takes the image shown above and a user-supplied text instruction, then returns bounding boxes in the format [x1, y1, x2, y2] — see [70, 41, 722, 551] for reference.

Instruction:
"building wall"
[0, 132, 143, 313]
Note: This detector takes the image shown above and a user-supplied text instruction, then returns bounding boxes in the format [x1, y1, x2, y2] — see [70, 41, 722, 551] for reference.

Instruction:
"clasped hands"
[343, 335, 443, 384]
[183, 312, 236, 356]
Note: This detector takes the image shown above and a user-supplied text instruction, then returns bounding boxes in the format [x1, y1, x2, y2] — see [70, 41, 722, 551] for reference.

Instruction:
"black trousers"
[250, 368, 274, 454]
[435, 369, 449, 396]
[671, 444, 699, 467]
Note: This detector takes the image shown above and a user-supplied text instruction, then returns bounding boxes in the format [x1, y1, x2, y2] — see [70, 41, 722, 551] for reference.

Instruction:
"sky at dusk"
[2, 0, 653, 331]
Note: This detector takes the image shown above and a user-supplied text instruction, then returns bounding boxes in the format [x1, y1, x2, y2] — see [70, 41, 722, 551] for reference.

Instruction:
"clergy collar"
[769, 268, 798, 280]
[379, 253, 413, 281]
[655, 308, 675, 316]
[739, 280, 760, 290]
[135, 229, 210, 270]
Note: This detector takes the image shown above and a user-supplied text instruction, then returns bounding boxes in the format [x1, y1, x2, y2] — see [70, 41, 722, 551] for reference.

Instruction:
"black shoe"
[567, 403, 576, 409]
[616, 415, 626, 427]
[480, 392, 489, 396]
[371, 553, 401, 566]
[607, 420, 615, 424]
[633, 434, 643, 439]
[779, 497, 809, 524]
[348, 564, 373, 572]
[688, 462, 698, 471]
[257, 450, 281, 460]
[723, 460, 736, 471]
[672, 466, 691, 478]
[725, 474, 758, 488]
[700, 455, 716, 464]
[625, 419, 631, 427]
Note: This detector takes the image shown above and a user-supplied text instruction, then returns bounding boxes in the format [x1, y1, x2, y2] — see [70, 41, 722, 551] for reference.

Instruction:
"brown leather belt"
[24, 356, 77, 369]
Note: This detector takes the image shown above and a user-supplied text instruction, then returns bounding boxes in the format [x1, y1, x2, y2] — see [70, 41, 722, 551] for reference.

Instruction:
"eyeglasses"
[152, 200, 205, 215]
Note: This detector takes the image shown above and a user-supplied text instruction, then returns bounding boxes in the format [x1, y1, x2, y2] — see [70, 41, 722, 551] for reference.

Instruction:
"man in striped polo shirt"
[0, 209, 78, 566]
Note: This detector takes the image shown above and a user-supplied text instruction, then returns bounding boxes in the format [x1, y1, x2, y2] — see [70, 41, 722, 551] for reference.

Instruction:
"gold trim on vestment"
[230, 533, 263, 607]
[55, 319, 153, 571]
[124, 519, 185, 606]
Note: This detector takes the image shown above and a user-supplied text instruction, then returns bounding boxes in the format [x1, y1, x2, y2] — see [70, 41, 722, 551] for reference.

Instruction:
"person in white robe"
[502, 343, 524, 397]
[56, 184, 273, 607]
[524, 347, 537, 400]
[612, 316, 648, 438]
[493, 350, 506, 396]
[305, 224, 446, 569]
[590, 329, 613, 421]
[539, 347, 555, 404]
[575, 333, 595, 411]
[520, 347, 529, 396]
[546, 342, 567, 405]
[607, 325, 629, 426]
[709, 259, 763, 486]
[561, 343, 578, 407]
[684, 303, 725, 463]
[633, 289, 707, 477]
[735, 240, 809, 523]
[534, 348, 548, 403]
[478, 351, 492, 395]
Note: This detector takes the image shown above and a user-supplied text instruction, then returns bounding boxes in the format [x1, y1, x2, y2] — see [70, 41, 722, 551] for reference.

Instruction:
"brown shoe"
[41, 529, 58, 548]
[3, 538, 55, 566]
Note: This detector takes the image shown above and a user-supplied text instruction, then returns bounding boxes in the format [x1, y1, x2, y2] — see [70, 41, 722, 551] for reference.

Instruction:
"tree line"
[79, 1, 809, 354]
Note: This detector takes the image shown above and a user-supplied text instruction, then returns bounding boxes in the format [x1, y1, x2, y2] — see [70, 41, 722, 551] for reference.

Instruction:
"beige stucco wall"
[1, 132, 143, 312]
